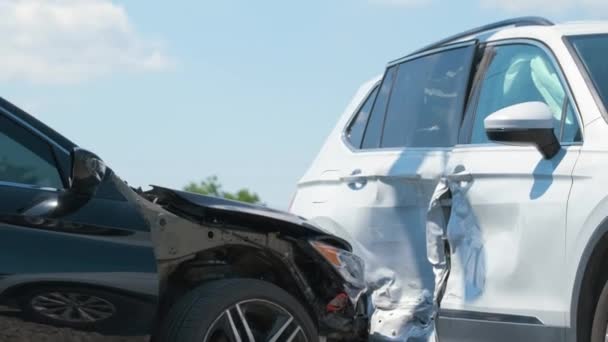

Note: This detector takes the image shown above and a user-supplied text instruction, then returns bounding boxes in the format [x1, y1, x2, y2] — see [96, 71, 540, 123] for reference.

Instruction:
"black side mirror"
[19, 149, 106, 218]
[484, 101, 561, 159]
[70, 148, 106, 196]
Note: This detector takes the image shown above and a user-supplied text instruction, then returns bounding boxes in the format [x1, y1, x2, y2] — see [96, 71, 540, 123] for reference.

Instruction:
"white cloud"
[481, 0, 608, 12]
[0, 0, 171, 84]
[370, 0, 431, 7]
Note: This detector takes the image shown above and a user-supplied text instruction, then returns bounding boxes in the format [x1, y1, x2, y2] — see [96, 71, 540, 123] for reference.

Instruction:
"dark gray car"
[0, 97, 368, 341]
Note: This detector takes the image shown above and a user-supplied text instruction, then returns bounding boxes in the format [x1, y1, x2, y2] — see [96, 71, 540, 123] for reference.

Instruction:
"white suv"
[290, 17, 608, 342]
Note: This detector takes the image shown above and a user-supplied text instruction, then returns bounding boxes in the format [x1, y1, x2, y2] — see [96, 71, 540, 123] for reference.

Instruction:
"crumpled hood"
[146, 185, 351, 250]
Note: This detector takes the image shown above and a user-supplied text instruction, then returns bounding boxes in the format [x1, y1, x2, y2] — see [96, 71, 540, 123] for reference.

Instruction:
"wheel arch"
[158, 243, 319, 324]
[571, 217, 608, 341]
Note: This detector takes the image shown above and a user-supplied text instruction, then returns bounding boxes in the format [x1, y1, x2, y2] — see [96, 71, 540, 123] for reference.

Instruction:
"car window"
[568, 35, 608, 114]
[361, 66, 397, 149]
[561, 102, 582, 143]
[346, 86, 379, 148]
[0, 114, 63, 188]
[471, 44, 581, 144]
[381, 46, 474, 148]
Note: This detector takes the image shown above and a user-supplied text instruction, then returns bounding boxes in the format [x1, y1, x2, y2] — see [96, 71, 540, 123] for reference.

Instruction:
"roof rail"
[407, 16, 554, 57]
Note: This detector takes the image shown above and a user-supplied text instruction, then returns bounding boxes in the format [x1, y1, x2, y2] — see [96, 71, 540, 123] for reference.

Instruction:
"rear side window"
[0, 114, 63, 188]
[381, 46, 475, 148]
[346, 86, 379, 148]
[361, 66, 398, 149]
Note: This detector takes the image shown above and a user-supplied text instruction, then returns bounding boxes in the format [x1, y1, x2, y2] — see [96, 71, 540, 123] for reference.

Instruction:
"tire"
[592, 280, 608, 342]
[158, 278, 318, 342]
[18, 285, 154, 335]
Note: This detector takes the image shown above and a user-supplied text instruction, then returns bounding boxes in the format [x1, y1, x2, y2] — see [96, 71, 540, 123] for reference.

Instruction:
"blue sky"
[0, 0, 605, 208]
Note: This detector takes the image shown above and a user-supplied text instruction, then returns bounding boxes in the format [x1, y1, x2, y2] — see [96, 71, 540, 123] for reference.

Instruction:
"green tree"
[184, 175, 261, 204]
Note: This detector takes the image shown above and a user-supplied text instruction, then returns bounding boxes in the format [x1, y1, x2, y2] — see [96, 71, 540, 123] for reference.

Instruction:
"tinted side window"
[346, 86, 379, 148]
[471, 44, 581, 144]
[569, 35, 608, 113]
[381, 46, 474, 148]
[0, 114, 63, 188]
[361, 66, 397, 149]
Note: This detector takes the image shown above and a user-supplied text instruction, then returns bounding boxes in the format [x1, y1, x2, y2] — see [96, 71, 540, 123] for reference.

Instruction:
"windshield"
[569, 34, 608, 111]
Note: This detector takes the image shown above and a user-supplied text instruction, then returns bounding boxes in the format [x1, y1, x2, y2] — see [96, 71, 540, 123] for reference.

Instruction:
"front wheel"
[158, 278, 318, 342]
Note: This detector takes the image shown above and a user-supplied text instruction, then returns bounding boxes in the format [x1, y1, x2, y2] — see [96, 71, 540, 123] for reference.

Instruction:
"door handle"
[340, 169, 369, 186]
[447, 170, 473, 183]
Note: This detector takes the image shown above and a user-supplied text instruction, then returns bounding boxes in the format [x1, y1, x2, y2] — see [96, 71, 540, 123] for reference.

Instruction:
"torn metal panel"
[311, 210, 438, 341]
[365, 178, 452, 341]
[442, 175, 486, 303]
[426, 179, 452, 309]
[311, 176, 476, 341]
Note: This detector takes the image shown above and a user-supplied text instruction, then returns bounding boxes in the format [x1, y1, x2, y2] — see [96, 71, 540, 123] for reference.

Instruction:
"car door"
[0, 107, 158, 339]
[305, 42, 478, 337]
[438, 41, 583, 342]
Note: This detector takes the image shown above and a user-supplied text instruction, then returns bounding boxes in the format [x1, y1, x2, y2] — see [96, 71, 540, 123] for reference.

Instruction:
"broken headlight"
[310, 241, 365, 289]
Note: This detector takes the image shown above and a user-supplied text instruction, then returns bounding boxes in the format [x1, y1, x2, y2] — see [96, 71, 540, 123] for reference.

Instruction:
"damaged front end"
[115, 179, 369, 340]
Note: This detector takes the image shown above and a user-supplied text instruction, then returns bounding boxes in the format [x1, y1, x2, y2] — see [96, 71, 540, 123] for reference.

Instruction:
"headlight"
[310, 241, 366, 289]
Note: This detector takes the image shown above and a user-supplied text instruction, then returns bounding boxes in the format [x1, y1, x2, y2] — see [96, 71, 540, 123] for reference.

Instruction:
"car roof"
[403, 19, 608, 60]
[457, 21, 608, 49]
[552, 21, 608, 35]
[485, 21, 608, 42]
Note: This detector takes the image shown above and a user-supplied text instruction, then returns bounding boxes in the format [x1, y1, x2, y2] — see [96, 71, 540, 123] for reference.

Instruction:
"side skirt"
[437, 309, 566, 342]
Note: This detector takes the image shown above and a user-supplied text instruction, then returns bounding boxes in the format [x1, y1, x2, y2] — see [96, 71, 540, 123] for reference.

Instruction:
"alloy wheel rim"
[204, 299, 308, 342]
[30, 292, 116, 323]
